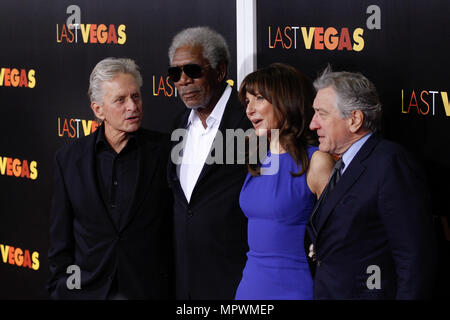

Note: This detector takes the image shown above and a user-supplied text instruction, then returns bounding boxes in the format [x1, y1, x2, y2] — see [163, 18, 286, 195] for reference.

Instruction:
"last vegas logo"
[267, 5, 381, 52]
[56, 5, 126, 45]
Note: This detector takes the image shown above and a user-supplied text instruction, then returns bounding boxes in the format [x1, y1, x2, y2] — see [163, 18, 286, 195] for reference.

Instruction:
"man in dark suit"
[167, 27, 252, 299]
[306, 67, 436, 299]
[47, 58, 173, 299]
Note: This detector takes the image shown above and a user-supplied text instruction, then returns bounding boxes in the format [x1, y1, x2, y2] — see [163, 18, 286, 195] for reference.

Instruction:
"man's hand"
[308, 244, 316, 261]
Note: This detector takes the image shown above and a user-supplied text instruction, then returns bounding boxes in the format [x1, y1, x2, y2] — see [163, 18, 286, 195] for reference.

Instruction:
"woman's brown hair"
[239, 63, 317, 176]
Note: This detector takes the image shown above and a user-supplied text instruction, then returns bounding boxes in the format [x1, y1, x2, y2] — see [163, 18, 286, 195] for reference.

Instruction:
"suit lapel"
[194, 90, 246, 187]
[315, 134, 382, 239]
[119, 133, 159, 233]
[315, 160, 366, 237]
[168, 111, 190, 205]
[75, 129, 118, 231]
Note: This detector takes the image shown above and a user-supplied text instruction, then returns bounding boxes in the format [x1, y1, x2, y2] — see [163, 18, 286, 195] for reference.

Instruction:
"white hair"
[88, 57, 142, 104]
[168, 26, 230, 70]
[314, 65, 382, 132]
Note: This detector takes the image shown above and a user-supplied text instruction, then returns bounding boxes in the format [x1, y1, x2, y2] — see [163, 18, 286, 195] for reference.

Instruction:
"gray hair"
[88, 57, 143, 104]
[313, 65, 382, 132]
[168, 26, 230, 70]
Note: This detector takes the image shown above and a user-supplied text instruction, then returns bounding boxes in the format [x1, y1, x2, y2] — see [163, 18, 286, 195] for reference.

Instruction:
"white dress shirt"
[179, 85, 232, 202]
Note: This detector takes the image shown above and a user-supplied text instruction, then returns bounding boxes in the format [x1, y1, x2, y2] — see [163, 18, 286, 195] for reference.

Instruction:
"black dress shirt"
[95, 125, 139, 230]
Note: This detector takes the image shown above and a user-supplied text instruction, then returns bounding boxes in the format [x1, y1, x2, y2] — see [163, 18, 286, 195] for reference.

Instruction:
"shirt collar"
[186, 84, 232, 129]
[341, 132, 373, 173]
[95, 123, 140, 153]
[95, 124, 108, 152]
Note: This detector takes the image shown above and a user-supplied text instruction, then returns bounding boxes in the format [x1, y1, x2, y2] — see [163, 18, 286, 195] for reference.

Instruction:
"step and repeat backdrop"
[1, 0, 448, 299]
[257, 0, 449, 219]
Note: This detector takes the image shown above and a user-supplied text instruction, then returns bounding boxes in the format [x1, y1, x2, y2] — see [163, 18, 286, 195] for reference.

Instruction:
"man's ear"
[215, 61, 227, 82]
[348, 110, 364, 133]
[91, 101, 105, 121]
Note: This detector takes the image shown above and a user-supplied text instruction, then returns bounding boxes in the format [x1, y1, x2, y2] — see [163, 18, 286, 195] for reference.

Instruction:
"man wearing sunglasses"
[167, 26, 252, 300]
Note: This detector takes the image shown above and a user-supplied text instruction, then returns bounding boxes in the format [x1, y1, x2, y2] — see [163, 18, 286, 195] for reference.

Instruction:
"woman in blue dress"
[235, 63, 334, 300]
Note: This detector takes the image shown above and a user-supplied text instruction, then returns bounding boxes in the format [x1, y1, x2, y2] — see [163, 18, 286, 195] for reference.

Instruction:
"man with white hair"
[306, 66, 437, 299]
[167, 27, 252, 299]
[48, 57, 173, 299]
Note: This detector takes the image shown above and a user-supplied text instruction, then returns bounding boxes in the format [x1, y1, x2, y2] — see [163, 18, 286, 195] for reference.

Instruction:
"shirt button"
[187, 209, 193, 217]
[113, 181, 118, 186]
[111, 204, 116, 208]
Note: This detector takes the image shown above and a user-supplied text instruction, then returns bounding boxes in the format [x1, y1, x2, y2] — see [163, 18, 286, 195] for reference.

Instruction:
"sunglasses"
[168, 64, 209, 82]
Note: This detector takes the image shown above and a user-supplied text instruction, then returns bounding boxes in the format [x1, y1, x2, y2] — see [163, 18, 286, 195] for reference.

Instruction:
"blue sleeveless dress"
[235, 146, 318, 300]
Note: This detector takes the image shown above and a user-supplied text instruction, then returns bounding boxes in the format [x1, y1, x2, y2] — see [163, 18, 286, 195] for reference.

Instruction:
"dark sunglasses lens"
[183, 64, 203, 79]
[168, 67, 182, 82]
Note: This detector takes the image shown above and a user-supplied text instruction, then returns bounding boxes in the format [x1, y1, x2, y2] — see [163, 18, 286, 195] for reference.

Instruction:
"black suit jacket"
[168, 89, 252, 299]
[306, 133, 437, 299]
[47, 127, 173, 299]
